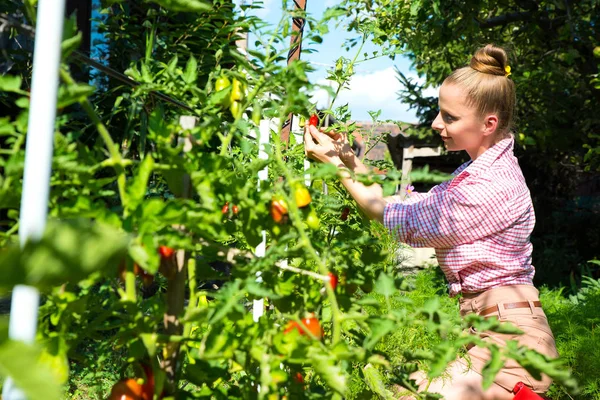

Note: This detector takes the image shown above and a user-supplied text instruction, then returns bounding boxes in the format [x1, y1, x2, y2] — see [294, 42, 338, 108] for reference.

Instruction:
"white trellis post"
[252, 119, 273, 321]
[2, 1, 66, 399]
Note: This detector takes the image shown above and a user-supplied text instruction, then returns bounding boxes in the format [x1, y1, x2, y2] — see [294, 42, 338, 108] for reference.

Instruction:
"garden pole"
[253, 119, 271, 321]
[2, 0, 66, 399]
[280, 0, 307, 145]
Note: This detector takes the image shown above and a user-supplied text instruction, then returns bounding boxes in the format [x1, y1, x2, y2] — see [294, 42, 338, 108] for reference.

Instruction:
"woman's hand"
[304, 125, 385, 222]
[304, 125, 354, 166]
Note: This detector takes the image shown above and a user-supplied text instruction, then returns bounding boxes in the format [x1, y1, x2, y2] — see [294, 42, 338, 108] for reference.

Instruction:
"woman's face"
[431, 83, 497, 160]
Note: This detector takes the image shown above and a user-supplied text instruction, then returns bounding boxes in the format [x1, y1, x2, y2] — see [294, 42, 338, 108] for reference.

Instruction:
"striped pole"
[280, 0, 307, 145]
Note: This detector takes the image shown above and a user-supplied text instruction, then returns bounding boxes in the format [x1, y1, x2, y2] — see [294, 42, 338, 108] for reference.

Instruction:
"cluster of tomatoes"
[270, 182, 320, 232]
[214, 75, 245, 118]
[270, 114, 322, 232]
[221, 201, 239, 218]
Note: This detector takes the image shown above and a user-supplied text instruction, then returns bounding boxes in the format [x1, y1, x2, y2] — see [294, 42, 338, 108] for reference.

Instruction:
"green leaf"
[140, 333, 158, 357]
[183, 56, 198, 84]
[61, 14, 82, 60]
[308, 346, 347, 394]
[0, 219, 129, 291]
[61, 31, 82, 60]
[126, 154, 154, 212]
[0, 340, 63, 400]
[428, 343, 456, 378]
[147, 0, 211, 12]
[374, 272, 395, 298]
[57, 83, 95, 109]
[363, 364, 396, 399]
[481, 346, 503, 389]
[364, 318, 396, 350]
[184, 360, 227, 386]
[208, 281, 244, 324]
[0, 75, 23, 93]
[410, 0, 421, 16]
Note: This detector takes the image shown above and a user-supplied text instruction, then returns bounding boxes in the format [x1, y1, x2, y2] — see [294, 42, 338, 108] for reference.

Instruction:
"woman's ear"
[482, 114, 499, 137]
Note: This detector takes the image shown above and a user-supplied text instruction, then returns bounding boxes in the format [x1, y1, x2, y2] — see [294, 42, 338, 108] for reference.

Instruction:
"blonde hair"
[444, 44, 516, 136]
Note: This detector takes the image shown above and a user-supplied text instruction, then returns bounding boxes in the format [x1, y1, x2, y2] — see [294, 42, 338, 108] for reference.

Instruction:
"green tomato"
[230, 100, 242, 119]
[252, 101, 262, 125]
[230, 78, 245, 102]
[215, 76, 231, 92]
[215, 76, 232, 107]
[306, 210, 320, 230]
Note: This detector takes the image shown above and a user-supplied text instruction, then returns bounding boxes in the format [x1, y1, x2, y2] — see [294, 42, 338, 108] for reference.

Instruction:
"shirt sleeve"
[383, 178, 528, 248]
[385, 192, 429, 205]
[385, 180, 452, 205]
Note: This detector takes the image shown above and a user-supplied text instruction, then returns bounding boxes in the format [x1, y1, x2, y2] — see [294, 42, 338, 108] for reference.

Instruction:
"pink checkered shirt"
[384, 136, 535, 296]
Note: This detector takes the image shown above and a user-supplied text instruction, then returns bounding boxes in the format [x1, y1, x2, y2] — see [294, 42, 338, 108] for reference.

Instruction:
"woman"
[304, 44, 559, 399]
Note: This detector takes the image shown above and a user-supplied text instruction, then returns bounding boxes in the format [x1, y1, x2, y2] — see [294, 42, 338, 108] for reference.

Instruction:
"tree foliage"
[341, 0, 600, 169]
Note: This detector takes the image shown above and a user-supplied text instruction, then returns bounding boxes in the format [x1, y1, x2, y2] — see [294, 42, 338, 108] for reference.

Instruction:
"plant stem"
[328, 34, 367, 112]
[59, 67, 128, 207]
[271, 114, 343, 345]
[276, 262, 329, 281]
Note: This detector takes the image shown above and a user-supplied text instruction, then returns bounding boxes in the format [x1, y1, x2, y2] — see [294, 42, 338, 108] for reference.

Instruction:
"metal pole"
[3, 0, 66, 399]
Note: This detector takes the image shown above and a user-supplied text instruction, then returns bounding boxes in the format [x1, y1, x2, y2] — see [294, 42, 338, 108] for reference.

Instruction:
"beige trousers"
[401, 285, 559, 400]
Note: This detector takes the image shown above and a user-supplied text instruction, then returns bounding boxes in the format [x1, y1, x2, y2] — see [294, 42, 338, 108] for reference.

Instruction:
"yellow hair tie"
[504, 65, 511, 77]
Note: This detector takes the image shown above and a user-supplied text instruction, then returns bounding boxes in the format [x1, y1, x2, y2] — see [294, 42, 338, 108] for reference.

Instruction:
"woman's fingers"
[309, 125, 332, 144]
[320, 128, 342, 141]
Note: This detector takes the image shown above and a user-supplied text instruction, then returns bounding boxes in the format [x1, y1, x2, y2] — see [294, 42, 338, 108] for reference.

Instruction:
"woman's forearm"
[335, 161, 385, 223]
[341, 151, 386, 198]
[342, 151, 370, 174]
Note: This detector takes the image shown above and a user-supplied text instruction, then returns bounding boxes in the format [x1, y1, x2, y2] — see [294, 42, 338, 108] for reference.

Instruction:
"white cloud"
[311, 67, 439, 122]
[310, 67, 440, 122]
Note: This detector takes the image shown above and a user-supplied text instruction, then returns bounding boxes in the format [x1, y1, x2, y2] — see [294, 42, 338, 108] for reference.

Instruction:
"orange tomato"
[108, 378, 144, 400]
[270, 197, 289, 224]
[284, 315, 322, 339]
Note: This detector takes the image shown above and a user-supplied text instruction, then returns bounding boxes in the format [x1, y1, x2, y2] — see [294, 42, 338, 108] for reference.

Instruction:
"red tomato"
[327, 272, 338, 291]
[340, 207, 350, 221]
[293, 372, 304, 384]
[159, 245, 175, 258]
[284, 315, 322, 339]
[232, 204, 239, 215]
[222, 202, 229, 214]
[308, 114, 319, 127]
[109, 378, 144, 400]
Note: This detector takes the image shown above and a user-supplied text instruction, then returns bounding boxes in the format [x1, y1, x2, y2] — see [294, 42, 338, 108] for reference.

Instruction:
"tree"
[341, 0, 600, 170]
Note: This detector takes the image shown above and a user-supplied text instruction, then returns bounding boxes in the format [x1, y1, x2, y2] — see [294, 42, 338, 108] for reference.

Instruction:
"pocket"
[513, 316, 555, 338]
[512, 316, 559, 358]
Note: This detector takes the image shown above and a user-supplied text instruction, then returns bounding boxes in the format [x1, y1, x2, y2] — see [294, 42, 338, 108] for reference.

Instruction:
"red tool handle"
[513, 382, 544, 400]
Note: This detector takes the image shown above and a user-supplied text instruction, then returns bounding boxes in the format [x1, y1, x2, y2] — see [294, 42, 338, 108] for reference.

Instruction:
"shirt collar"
[458, 135, 514, 177]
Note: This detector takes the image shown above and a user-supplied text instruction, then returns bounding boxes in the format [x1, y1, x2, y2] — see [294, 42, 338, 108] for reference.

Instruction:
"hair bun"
[470, 44, 508, 76]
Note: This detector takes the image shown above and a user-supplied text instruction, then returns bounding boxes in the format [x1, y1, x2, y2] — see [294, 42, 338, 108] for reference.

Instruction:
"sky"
[245, 0, 438, 123]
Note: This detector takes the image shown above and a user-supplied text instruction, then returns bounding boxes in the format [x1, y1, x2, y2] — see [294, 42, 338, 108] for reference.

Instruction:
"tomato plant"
[0, 1, 577, 400]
